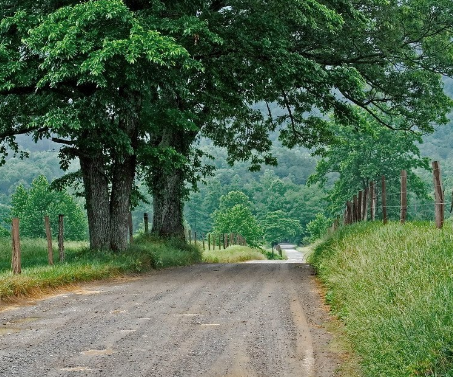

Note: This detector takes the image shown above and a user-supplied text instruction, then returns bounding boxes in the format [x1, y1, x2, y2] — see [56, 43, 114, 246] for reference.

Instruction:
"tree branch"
[0, 125, 48, 139]
[51, 137, 76, 145]
[281, 89, 297, 131]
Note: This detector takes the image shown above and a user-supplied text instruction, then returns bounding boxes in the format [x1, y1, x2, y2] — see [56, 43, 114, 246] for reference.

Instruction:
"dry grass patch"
[203, 245, 266, 263]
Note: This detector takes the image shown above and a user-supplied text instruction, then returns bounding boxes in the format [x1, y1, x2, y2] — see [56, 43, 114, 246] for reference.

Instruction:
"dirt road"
[0, 261, 340, 377]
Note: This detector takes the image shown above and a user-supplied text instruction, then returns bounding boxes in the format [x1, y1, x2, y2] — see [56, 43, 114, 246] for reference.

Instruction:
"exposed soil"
[0, 262, 341, 376]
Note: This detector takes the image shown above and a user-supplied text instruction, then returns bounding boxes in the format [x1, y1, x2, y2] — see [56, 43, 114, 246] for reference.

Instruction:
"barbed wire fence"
[336, 160, 448, 231]
[185, 230, 247, 250]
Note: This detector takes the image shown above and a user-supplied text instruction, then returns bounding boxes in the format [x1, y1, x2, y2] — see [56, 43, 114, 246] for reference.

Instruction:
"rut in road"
[0, 262, 340, 377]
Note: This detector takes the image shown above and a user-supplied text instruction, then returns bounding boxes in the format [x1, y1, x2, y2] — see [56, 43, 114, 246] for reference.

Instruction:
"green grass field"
[309, 221, 453, 377]
[0, 235, 268, 301]
[0, 235, 202, 301]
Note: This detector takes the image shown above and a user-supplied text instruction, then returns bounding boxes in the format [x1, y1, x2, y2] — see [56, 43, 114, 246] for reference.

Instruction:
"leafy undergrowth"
[0, 235, 201, 301]
[309, 221, 453, 377]
[202, 245, 266, 263]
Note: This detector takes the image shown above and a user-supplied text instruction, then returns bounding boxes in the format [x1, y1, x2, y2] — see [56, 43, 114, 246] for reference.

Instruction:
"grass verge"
[202, 245, 266, 263]
[0, 235, 201, 302]
[309, 221, 453, 377]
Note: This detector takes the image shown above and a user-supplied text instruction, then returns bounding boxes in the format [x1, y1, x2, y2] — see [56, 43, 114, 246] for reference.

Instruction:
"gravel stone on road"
[0, 256, 341, 377]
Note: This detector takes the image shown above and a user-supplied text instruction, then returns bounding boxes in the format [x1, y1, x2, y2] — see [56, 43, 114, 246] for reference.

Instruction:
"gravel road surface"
[0, 260, 340, 377]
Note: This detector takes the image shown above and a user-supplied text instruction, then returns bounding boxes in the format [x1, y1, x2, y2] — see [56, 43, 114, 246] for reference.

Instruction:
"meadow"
[0, 235, 202, 301]
[309, 221, 453, 377]
[0, 235, 266, 301]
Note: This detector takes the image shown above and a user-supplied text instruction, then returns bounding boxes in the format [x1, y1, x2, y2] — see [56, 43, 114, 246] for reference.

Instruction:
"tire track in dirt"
[0, 263, 340, 377]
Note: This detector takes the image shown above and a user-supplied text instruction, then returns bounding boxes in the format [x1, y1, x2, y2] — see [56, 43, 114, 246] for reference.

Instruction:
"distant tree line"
[0, 1, 452, 250]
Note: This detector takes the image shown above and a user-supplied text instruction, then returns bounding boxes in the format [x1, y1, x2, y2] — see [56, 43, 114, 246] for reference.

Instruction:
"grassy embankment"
[0, 236, 266, 301]
[0, 235, 202, 301]
[309, 221, 453, 377]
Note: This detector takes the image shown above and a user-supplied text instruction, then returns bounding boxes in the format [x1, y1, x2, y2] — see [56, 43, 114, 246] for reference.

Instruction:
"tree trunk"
[78, 93, 139, 251]
[148, 120, 196, 240]
[80, 154, 111, 250]
[108, 111, 138, 251]
[109, 154, 136, 251]
[151, 167, 186, 239]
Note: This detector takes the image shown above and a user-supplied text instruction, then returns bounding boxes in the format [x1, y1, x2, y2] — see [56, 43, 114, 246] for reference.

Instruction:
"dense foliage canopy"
[308, 111, 431, 215]
[0, 0, 452, 249]
[11, 175, 87, 240]
[212, 191, 263, 246]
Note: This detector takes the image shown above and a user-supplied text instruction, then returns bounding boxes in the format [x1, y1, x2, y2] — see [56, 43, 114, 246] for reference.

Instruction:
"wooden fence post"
[223, 234, 227, 249]
[144, 213, 149, 234]
[44, 216, 53, 266]
[432, 161, 444, 229]
[128, 212, 134, 243]
[188, 230, 192, 244]
[450, 190, 453, 215]
[358, 191, 363, 221]
[362, 186, 368, 221]
[370, 181, 376, 221]
[334, 216, 340, 231]
[194, 231, 197, 246]
[208, 234, 211, 250]
[400, 170, 407, 224]
[381, 176, 388, 225]
[202, 234, 205, 250]
[219, 233, 222, 249]
[58, 214, 65, 262]
[11, 218, 21, 274]
[346, 201, 352, 224]
[353, 195, 358, 223]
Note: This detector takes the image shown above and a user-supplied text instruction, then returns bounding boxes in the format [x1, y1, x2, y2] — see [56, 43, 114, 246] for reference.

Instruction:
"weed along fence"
[10, 215, 66, 275]
[134, 213, 248, 251]
[341, 160, 448, 229]
[186, 230, 247, 250]
[139, 213, 247, 250]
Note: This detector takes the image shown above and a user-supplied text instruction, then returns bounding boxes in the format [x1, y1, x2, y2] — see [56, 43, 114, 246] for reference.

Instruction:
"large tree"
[213, 191, 263, 246]
[1, 0, 453, 248]
[261, 210, 302, 246]
[142, 0, 453, 238]
[0, 0, 198, 250]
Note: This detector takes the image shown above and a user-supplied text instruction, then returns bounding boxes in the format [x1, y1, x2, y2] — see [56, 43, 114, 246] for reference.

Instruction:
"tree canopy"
[213, 191, 263, 247]
[1, 0, 453, 249]
[10, 175, 87, 240]
[308, 110, 431, 215]
[261, 210, 302, 245]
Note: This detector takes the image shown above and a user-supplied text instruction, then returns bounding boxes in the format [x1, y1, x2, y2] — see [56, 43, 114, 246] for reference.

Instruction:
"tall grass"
[202, 245, 266, 263]
[309, 222, 453, 377]
[0, 235, 201, 301]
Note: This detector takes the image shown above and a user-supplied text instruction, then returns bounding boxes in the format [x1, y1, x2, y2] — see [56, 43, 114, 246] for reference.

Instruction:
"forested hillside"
[184, 137, 323, 242]
[183, 77, 453, 242]
[2, 102, 453, 244]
